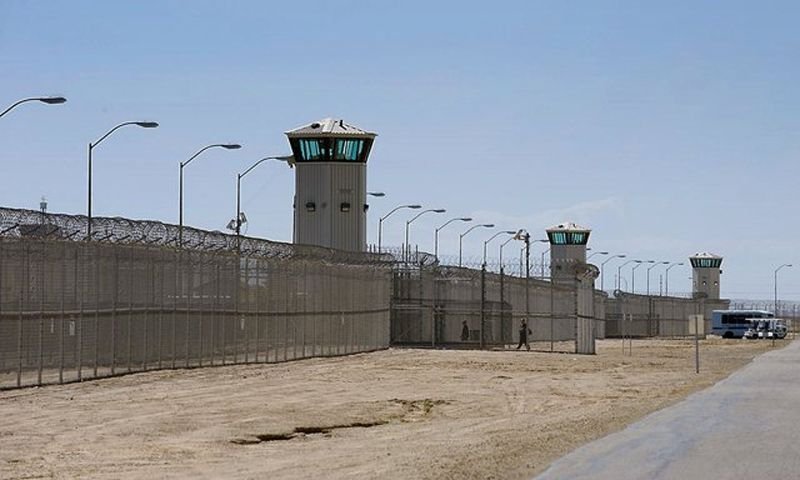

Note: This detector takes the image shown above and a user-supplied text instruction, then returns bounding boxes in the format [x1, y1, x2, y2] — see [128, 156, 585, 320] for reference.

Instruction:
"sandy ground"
[0, 338, 781, 480]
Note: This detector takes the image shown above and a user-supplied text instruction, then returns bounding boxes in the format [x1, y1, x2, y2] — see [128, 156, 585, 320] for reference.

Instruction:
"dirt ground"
[0, 338, 782, 480]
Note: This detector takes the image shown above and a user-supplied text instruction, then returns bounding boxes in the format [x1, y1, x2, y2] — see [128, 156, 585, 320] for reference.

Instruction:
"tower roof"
[285, 118, 376, 138]
[690, 252, 723, 259]
[545, 222, 591, 245]
[546, 222, 591, 233]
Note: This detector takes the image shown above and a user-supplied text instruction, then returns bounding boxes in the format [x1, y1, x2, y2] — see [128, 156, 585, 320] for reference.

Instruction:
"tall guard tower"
[689, 252, 722, 299]
[285, 118, 377, 252]
[546, 222, 591, 284]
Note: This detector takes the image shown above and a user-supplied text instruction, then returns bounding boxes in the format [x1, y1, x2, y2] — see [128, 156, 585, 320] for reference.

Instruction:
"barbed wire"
[370, 245, 439, 267]
[0, 207, 395, 266]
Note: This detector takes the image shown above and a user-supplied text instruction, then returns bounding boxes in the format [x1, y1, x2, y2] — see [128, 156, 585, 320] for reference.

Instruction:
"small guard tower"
[285, 118, 377, 252]
[546, 222, 591, 284]
[690, 252, 722, 299]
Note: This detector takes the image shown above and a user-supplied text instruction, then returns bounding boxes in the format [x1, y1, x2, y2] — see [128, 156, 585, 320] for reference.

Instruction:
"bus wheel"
[723, 331, 733, 339]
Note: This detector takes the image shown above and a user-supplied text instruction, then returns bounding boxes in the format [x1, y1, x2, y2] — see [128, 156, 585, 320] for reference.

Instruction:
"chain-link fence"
[0, 208, 391, 390]
[390, 264, 605, 353]
[605, 292, 729, 337]
[1, 206, 738, 390]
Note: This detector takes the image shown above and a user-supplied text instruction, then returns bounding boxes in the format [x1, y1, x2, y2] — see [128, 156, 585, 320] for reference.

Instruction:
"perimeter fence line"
[389, 263, 606, 354]
[0, 207, 392, 390]
[1, 207, 735, 390]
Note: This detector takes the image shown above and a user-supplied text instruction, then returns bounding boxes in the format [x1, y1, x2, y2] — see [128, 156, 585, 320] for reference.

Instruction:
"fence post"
[550, 278, 555, 352]
[302, 261, 307, 358]
[294, 264, 300, 360]
[500, 266, 505, 347]
[144, 251, 152, 372]
[311, 264, 317, 357]
[254, 257, 261, 362]
[172, 250, 178, 370]
[17, 289, 23, 388]
[233, 255, 239, 364]
[480, 264, 486, 350]
[158, 248, 165, 370]
[284, 262, 290, 361]
[127, 246, 133, 373]
[111, 246, 119, 376]
[695, 312, 700, 374]
[38, 241, 44, 386]
[77, 244, 83, 382]
[244, 256, 250, 363]
[59, 241, 66, 384]
[93, 243, 99, 378]
[213, 261, 220, 366]
[185, 251, 191, 368]
[198, 252, 204, 367]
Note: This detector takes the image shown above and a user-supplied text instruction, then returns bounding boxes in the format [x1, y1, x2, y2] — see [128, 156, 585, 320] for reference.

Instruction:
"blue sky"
[1, 1, 799, 299]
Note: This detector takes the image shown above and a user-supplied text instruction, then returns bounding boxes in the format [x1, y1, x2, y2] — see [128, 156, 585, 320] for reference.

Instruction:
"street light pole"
[631, 261, 648, 294]
[601, 255, 626, 292]
[459, 224, 494, 267]
[234, 155, 293, 238]
[664, 262, 684, 296]
[774, 264, 792, 316]
[87, 121, 159, 239]
[483, 230, 516, 267]
[405, 208, 446, 262]
[646, 261, 669, 296]
[541, 247, 551, 279]
[378, 204, 421, 253]
[617, 259, 638, 291]
[434, 217, 472, 259]
[587, 251, 609, 260]
[499, 235, 516, 269]
[0, 96, 67, 119]
[179, 143, 242, 247]
[521, 239, 548, 277]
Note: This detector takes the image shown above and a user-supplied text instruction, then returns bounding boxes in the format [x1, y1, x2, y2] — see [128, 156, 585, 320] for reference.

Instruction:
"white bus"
[711, 310, 774, 338]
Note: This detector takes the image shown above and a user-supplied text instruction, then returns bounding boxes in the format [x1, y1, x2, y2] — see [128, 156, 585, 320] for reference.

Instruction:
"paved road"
[536, 340, 800, 480]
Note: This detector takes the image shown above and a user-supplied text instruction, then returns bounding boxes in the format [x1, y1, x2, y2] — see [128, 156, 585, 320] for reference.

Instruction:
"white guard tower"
[285, 118, 377, 252]
[690, 252, 722, 299]
[546, 222, 591, 284]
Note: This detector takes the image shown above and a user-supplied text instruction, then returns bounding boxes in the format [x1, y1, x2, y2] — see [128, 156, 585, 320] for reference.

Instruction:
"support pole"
[480, 263, 486, 350]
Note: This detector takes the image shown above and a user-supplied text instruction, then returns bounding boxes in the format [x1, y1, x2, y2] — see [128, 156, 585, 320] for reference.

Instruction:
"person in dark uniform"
[517, 319, 532, 351]
[461, 320, 470, 342]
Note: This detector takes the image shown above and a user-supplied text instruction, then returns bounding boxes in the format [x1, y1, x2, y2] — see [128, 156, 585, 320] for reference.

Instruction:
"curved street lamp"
[520, 239, 548, 277]
[541, 247, 552, 279]
[434, 217, 472, 259]
[180, 143, 242, 247]
[378, 204, 421, 253]
[664, 262, 684, 296]
[483, 230, 516, 266]
[601, 254, 626, 292]
[646, 261, 670, 296]
[587, 251, 609, 260]
[499, 233, 524, 271]
[1, 96, 67, 118]
[405, 208, 446, 262]
[631, 260, 654, 293]
[87, 121, 159, 238]
[774, 264, 792, 316]
[459, 224, 494, 267]
[234, 155, 293, 237]
[617, 259, 638, 291]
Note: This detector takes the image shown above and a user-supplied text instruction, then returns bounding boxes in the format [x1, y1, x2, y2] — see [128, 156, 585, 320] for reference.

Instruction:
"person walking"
[461, 320, 470, 342]
[517, 318, 532, 351]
